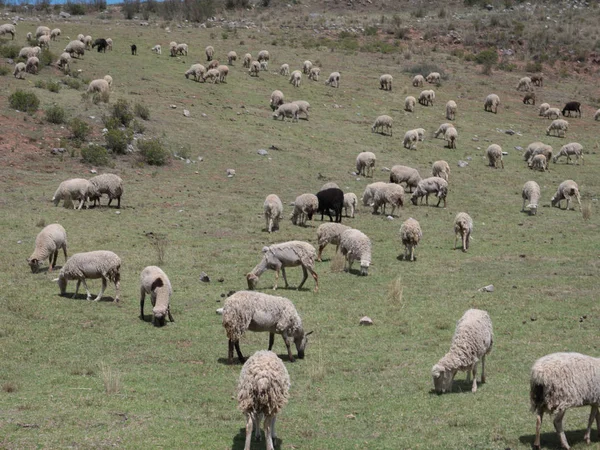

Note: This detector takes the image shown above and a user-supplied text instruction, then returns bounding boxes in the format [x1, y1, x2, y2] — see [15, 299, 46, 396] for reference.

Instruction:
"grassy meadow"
[1, 3, 600, 449]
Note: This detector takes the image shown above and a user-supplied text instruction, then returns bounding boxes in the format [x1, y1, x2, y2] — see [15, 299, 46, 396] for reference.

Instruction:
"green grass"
[1, 6, 600, 450]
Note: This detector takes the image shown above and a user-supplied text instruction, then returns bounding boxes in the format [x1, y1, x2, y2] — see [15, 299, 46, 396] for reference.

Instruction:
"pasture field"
[1, 4, 600, 449]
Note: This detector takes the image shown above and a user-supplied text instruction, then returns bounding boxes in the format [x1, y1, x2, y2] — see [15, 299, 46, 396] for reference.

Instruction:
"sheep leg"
[410, 245, 415, 262]
[50, 250, 58, 271]
[297, 266, 308, 290]
[233, 340, 246, 363]
[596, 407, 600, 438]
[244, 413, 254, 450]
[584, 405, 598, 444]
[81, 278, 93, 300]
[73, 279, 82, 298]
[283, 335, 295, 362]
[113, 275, 121, 302]
[317, 244, 326, 262]
[309, 268, 319, 293]
[167, 308, 174, 322]
[264, 415, 275, 450]
[471, 364, 478, 393]
[94, 277, 107, 301]
[553, 410, 569, 450]
[281, 267, 289, 289]
[462, 233, 468, 252]
[534, 410, 544, 450]
[140, 288, 146, 319]
[480, 354, 486, 383]
[268, 332, 275, 351]
[454, 234, 458, 250]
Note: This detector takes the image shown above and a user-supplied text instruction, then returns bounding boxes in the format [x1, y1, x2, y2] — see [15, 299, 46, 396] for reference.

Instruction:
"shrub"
[35, 80, 46, 89]
[102, 115, 121, 130]
[0, 45, 20, 59]
[9, 90, 40, 113]
[474, 49, 498, 75]
[138, 138, 170, 165]
[0, 65, 9, 76]
[47, 80, 61, 93]
[64, 1, 86, 15]
[63, 78, 81, 90]
[525, 61, 543, 73]
[105, 128, 132, 154]
[81, 144, 110, 165]
[45, 105, 67, 124]
[132, 119, 146, 134]
[92, 91, 110, 104]
[134, 102, 150, 120]
[364, 26, 378, 36]
[69, 118, 90, 142]
[111, 99, 133, 127]
[39, 49, 55, 67]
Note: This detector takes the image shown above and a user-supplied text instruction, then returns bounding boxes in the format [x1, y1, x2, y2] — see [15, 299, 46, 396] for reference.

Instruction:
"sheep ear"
[151, 278, 164, 290]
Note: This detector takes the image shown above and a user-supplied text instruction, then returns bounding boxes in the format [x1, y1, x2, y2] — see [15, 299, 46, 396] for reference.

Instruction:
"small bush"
[39, 49, 56, 67]
[111, 99, 133, 127]
[45, 105, 67, 124]
[134, 102, 150, 120]
[525, 61, 543, 73]
[92, 91, 110, 104]
[63, 78, 81, 90]
[9, 90, 40, 113]
[132, 119, 146, 134]
[81, 144, 110, 165]
[0, 45, 20, 59]
[47, 80, 61, 93]
[364, 26, 378, 36]
[138, 138, 170, 165]
[475, 49, 498, 75]
[64, 1, 86, 15]
[35, 80, 46, 89]
[105, 128, 132, 154]
[69, 118, 90, 142]
[0, 66, 9, 76]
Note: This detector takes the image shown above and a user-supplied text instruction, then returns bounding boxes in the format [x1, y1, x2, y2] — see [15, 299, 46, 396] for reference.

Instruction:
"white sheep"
[290, 193, 318, 226]
[415, 128, 426, 142]
[264, 194, 283, 233]
[524, 142, 553, 163]
[270, 90, 284, 111]
[371, 183, 404, 216]
[319, 182, 339, 191]
[302, 60, 312, 74]
[151, 44, 161, 55]
[551, 180, 581, 210]
[486, 144, 504, 169]
[26, 31, 32, 41]
[412, 74, 424, 87]
[454, 212, 473, 252]
[356, 151, 376, 177]
[36, 26, 50, 38]
[243, 53, 252, 68]
[553, 142, 584, 165]
[339, 228, 371, 276]
[403, 129, 419, 149]
[361, 181, 388, 208]
[410, 177, 448, 207]
[399, 217, 422, 261]
[291, 100, 310, 120]
[168, 41, 177, 57]
[89, 173, 123, 208]
[55, 251, 121, 302]
[0, 23, 16, 39]
[432, 309, 493, 394]
[516, 76, 532, 91]
[279, 63, 289, 76]
[530, 352, 600, 450]
[13, 62, 26, 79]
[371, 115, 393, 136]
[522, 181, 540, 215]
[539, 103, 551, 117]
[273, 103, 299, 122]
[543, 107, 561, 120]
[205, 45, 214, 61]
[27, 224, 68, 273]
[246, 241, 318, 292]
[223, 290, 311, 363]
[418, 89, 435, 106]
[343, 193, 358, 218]
[289, 70, 301, 87]
[77, 33, 85, 42]
[64, 40, 85, 58]
[389, 165, 422, 192]
[52, 178, 97, 210]
[446, 100, 457, 120]
[140, 266, 173, 326]
[484, 94, 500, 113]
[379, 73, 393, 91]
[106, 38, 112, 51]
[325, 71, 340, 88]
[227, 50, 237, 65]
[50, 28, 61, 41]
[432, 160, 451, 181]
[203, 68, 221, 84]
[308, 67, 320, 81]
[38, 34, 50, 49]
[185, 63, 206, 82]
[207, 59, 220, 71]
[56, 52, 71, 72]
[103, 75, 113, 89]
[176, 43, 188, 56]
[237, 350, 290, 450]
[426, 71, 441, 85]
[529, 154, 548, 172]
[249, 60, 260, 77]
[434, 123, 453, 139]
[257, 50, 270, 62]
[405, 96, 416, 112]
[83, 35, 92, 49]
[444, 126, 458, 149]
[19, 46, 41, 59]
[217, 65, 229, 83]
[87, 78, 110, 94]
[260, 61, 268, 71]
[546, 119, 569, 137]
[25, 56, 39, 74]
[316, 223, 351, 261]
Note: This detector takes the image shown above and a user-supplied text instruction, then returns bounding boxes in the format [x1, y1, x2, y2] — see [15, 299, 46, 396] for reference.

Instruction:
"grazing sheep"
[372, 183, 404, 216]
[432, 309, 493, 394]
[415, 128, 426, 142]
[243, 53, 252, 68]
[446, 100, 457, 120]
[543, 107, 561, 120]
[290, 193, 318, 226]
[539, 103, 550, 117]
[205, 45, 214, 61]
[169, 41, 177, 57]
[89, 173, 123, 208]
[517, 76, 532, 91]
[257, 50, 270, 62]
[270, 90, 284, 111]
[64, 40, 85, 58]
[0, 23, 16, 39]
[302, 60, 312, 74]
[523, 92, 536, 105]
[530, 352, 600, 450]
[246, 241, 319, 292]
[412, 74, 425, 87]
[361, 181, 388, 209]
[316, 223, 351, 261]
[379, 73, 393, 91]
[103, 75, 113, 89]
[343, 193, 358, 218]
[319, 182, 339, 192]
[38, 34, 50, 49]
[83, 35, 92, 49]
[291, 100, 310, 120]
[553, 142, 584, 165]
[27, 224, 68, 273]
[185, 64, 206, 82]
[260, 61, 268, 71]
[106, 38, 113, 51]
[522, 181, 540, 215]
[484, 94, 500, 113]
[403, 129, 419, 149]
[249, 60, 260, 77]
[151, 44, 161, 54]
[26, 31, 32, 41]
[562, 101, 581, 118]
[202, 68, 220, 83]
[594, 109, 600, 121]
[371, 115, 393, 136]
[279, 63, 289, 76]
[272, 103, 299, 122]
[25, 56, 39, 74]
[264, 194, 283, 233]
[529, 154, 548, 172]
[224, 290, 311, 363]
[140, 266, 173, 326]
[356, 151, 376, 177]
[445, 126, 458, 149]
[92, 38, 108, 53]
[237, 350, 290, 450]
[227, 50, 237, 65]
[434, 123, 453, 139]
[551, 180, 581, 210]
[454, 212, 473, 252]
[316, 188, 344, 223]
[325, 71, 340, 88]
[56, 52, 71, 73]
[50, 28, 61, 41]
[55, 251, 121, 302]
[486, 144, 504, 169]
[426, 71, 441, 85]
[405, 96, 416, 112]
[175, 43, 187, 56]
[410, 177, 448, 207]
[432, 160, 451, 181]
[546, 119, 569, 137]
[77, 33, 85, 42]
[531, 74, 543, 86]
[87, 78, 110, 94]
[208, 59, 220, 70]
[13, 62, 26, 79]
[19, 46, 41, 59]
[339, 228, 371, 276]
[390, 165, 422, 192]
[289, 70, 301, 87]
[308, 67, 320, 81]
[217, 65, 229, 83]
[418, 89, 435, 106]
[523, 142, 552, 163]
[399, 218, 422, 261]
[36, 26, 50, 38]
[52, 178, 97, 210]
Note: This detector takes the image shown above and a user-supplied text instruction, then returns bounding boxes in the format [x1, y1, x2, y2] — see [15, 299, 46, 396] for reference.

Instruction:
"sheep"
[260, 61, 268, 71]
[243, 53, 252, 68]
[426, 71, 441, 85]
[434, 123, 453, 139]
[272, 103, 299, 122]
[339, 228, 371, 276]
[562, 101, 581, 118]
[389, 165, 422, 193]
[412, 74, 424, 87]
[595, 109, 600, 121]
[56, 52, 71, 73]
[530, 352, 600, 450]
[140, 266, 173, 326]
[77, 33, 85, 42]
[361, 181, 388, 208]
[379, 73, 393, 91]
[546, 119, 569, 137]
[356, 151, 376, 177]
[92, 38, 108, 53]
[13, 62, 26, 79]
[64, 40, 85, 58]
[531, 74, 543, 86]
[223, 290, 312, 364]
[237, 350, 291, 450]
[106, 38, 113, 51]
[399, 217, 422, 261]
[264, 194, 283, 233]
[257, 50, 270, 62]
[249, 60, 260, 77]
[418, 89, 435, 106]
[269, 90, 284, 111]
[415, 128, 426, 142]
[316, 188, 344, 223]
[446, 100, 457, 120]
[89, 173, 123, 208]
[454, 212, 473, 252]
[19, 46, 41, 59]
[83, 35, 92, 49]
[543, 107, 561, 120]
[539, 103, 551, 117]
[551, 180, 581, 210]
[205, 45, 214, 61]
[292, 100, 310, 120]
[0, 23, 16, 39]
[185, 64, 206, 82]
[217, 65, 229, 83]
[202, 68, 220, 83]
[517, 76, 532, 91]
[316, 223, 351, 261]
[169, 41, 177, 57]
[227, 50, 237, 65]
[529, 154, 548, 172]
[302, 60, 312, 74]
[27, 224, 68, 273]
[553, 142, 584, 165]
[371, 115, 393, 136]
[484, 93, 500, 113]
[325, 71, 340, 88]
[289, 70, 301, 87]
[175, 43, 188, 56]
[151, 44, 161, 55]
[130, 44, 137, 55]
[319, 182, 339, 191]
[523, 92, 536, 105]
[445, 126, 458, 149]
[405, 96, 416, 112]
[371, 183, 404, 216]
[52, 178, 97, 210]
[486, 144, 504, 169]
[523, 142, 552, 163]
[246, 241, 319, 292]
[522, 181, 541, 215]
[403, 129, 419, 149]
[290, 193, 318, 226]
[279, 63, 289, 76]
[432, 160, 451, 181]
[410, 177, 448, 207]
[343, 193, 358, 218]
[50, 28, 61, 41]
[26, 32, 32, 41]
[432, 309, 493, 394]
[36, 26, 50, 38]
[103, 75, 113, 89]
[87, 78, 110, 94]
[38, 34, 50, 49]
[308, 67, 320, 81]
[208, 60, 219, 71]
[25, 56, 39, 74]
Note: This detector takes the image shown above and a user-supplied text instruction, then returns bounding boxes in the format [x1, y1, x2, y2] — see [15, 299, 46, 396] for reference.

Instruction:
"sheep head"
[55, 275, 67, 295]
[432, 363, 455, 394]
[359, 260, 370, 276]
[527, 204, 538, 215]
[295, 330, 313, 359]
[246, 273, 259, 290]
[27, 258, 40, 273]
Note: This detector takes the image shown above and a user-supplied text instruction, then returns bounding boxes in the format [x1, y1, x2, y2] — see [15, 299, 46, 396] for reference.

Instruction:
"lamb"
[27, 224, 67, 273]
[13, 62, 26, 79]
[316, 188, 344, 223]
[205, 45, 214, 61]
[389, 165, 422, 192]
[543, 107, 561, 120]
[530, 352, 600, 450]
[217, 65, 229, 83]
[249, 60, 260, 77]
[0, 23, 16, 39]
[434, 123, 453, 139]
[339, 228, 371, 276]
[89, 173, 123, 208]
[260, 60, 268, 71]
[26, 31, 32, 41]
[418, 89, 435, 106]
[522, 181, 541, 215]
[454, 212, 473, 252]
[415, 128, 426, 142]
[486, 144, 504, 169]
[50, 28, 61, 41]
[371, 115, 393, 136]
[410, 177, 448, 207]
[343, 193, 358, 218]
[38, 34, 50, 49]
[379, 73, 393, 91]
[209, 60, 221, 71]
[432, 160, 451, 181]
[227, 50, 237, 65]
[432, 309, 493, 394]
[546, 119, 569, 137]
[529, 154, 548, 172]
[553, 142, 584, 165]
[302, 60, 312, 74]
[257, 50, 270, 62]
[516, 76, 532, 91]
[36, 26, 50, 38]
[539, 103, 551, 117]
[202, 68, 221, 84]
[243, 53, 251, 68]
[412, 74, 424, 87]
[83, 35, 92, 49]
[151, 44, 161, 55]
[270, 90, 284, 111]
[399, 217, 422, 261]
[308, 67, 320, 81]
[223, 290, 312, 364]
[263, 194, 283, 233]
[356, 151, 376, 177]
[325, 71, 340, 88]
[91, 38, 108, 52]
[272, 103, 299, 122]
[185, 64, 206, 82]
[291, 100, 310, 120]
[246, 241, 319, 292]
[103, 75, 113, 89]
[279, 63, 289, 76]
[403, 129, 419, 149]
[56, 52, 71, 72]
[551, 180, 581, 210]
[87, 79, 110, 94]
[290, 193, 318, 226]
[562, 101, 581, 118]
[25, 56, 39, 74]
[426, 71, 441, 85]
[52, 178, 97, 210]
[176, 43, 188, 56]
[169, 41, 177, 57]
[405, 96, 416, 112]
[316, 223, 351, 261]
[531, 74, 543, 86]
[484, 93, 500, 113]
[106, 38, 113, 51]
[446, 100, 457, 120]
[444, 126, 458, 149]
[55, 251, 121, 302]
[64, 40, 85, 58]
[289, 70, 301, 87]
[595, 108, 600, 121]
[524, 142, 553, 163]
[140, 266, 173, 326]
[371, 183, 404, 216]
[237, 350, 291, 450]
[523, 92, 536, 105]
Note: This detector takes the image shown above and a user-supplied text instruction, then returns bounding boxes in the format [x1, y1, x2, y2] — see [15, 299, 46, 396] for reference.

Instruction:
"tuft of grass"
[63, 78, 82, 90]
[45, 105, 67, 124]
[2, 382, 18, 393]
[46, 80, 61, 93]
[0, 44, 20, 59]
[92, 91, 110, 104]
[134, 102, 150, 120]
[100, 362, 121, 395]
[112, 99, 133, 127]
[34, 80, 46, 89]
[0, 65, 9, 76]
[582, 202, 592, 221]
[9, 90, 40, 114]
[387, 276, 404, 308]
[35, 218, 46, 228]
[147, 232, 169, 265]
[138, 138, 170, 165]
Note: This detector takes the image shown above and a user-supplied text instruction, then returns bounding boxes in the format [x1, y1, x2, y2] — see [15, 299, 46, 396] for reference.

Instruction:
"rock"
[386, 216, 394, 220]
[505, 129, 515, 135]
[486, 4, 493, 10]
[359, 316, 373, 326]
[381, 167, 391, 172]
[59, 11, 71, 18]
[17, 240, 22, 244]
[127, 144, 135, 153]
[515, 146, 523, 151]
[257, 149, 268, 156]
[170, 104, 177, 109]
[472, 137, 479, 141]
[183, 109, 190, 117]
[226, 168, 235, 177]
[216, 308, 224, 315]
[479, 284, 494, 292]
[115, 211, 120, 215]
[502, 152, 508, 155]
[198, 156, 204, 162]
[199, 272, 210, 282]
[90, 169, 97, 174]
[218, 277, 224, 283]
[457, 160, 469, 168]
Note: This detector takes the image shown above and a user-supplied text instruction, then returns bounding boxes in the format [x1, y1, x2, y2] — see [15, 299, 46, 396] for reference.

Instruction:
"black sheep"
[562, 101, 581, 118]
[131, 44, 137, 56]
[316, 188, 344, 223]
[92, 38, 108, 53]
